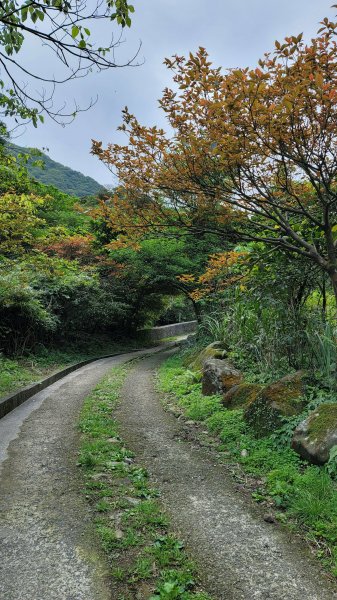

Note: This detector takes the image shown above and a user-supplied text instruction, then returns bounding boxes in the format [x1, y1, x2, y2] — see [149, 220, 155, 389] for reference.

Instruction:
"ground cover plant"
[78, 362, 212, 600]
[158, 354, 337, 577]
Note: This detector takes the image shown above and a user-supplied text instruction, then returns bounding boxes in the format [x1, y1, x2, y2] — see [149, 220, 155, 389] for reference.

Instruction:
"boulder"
[187, 341, 228, 371]
[291, 403, 337, 465]
[222, 383, 263, 410]
[202, 358, 243, 396]
[244, 371, 307, 437]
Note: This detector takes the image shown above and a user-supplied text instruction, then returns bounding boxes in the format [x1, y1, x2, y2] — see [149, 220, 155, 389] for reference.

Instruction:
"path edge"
[0, 342, 180, 420]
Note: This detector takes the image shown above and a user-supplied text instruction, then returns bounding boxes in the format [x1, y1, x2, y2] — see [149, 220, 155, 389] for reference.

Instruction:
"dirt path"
[117, 350, 337, 600]
[0, 346, 164, 600]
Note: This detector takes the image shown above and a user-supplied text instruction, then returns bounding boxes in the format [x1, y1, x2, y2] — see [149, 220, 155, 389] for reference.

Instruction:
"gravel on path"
[117, 349, 337, 600]
[0, 346, 163, 600]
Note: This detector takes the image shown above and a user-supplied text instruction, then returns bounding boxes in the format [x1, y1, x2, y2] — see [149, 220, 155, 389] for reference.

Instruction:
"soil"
[117, 349, 337, 600]
[0, 347, 164, 600]
[2, 346, 337, 600]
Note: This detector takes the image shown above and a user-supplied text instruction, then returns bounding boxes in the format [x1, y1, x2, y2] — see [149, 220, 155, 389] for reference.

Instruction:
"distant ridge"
[7, 143, 105, 198]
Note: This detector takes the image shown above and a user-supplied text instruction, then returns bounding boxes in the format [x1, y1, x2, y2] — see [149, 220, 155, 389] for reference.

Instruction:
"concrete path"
[0, 346, 163, 600]
[117, 350, 337, 600]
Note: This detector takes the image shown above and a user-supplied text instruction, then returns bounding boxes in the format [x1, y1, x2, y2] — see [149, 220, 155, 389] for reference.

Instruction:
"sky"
[13, 0, 333, 185]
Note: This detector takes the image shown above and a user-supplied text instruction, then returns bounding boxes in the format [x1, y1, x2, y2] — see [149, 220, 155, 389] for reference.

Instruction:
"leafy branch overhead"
[0, 0, 136, 125]
[92, 13, 337, 307]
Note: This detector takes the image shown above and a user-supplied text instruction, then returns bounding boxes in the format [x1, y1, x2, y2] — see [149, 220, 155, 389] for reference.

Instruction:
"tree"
[0, 0, 136, 126]
[0, 191, 45, 253]
[92, 12, 337, 307]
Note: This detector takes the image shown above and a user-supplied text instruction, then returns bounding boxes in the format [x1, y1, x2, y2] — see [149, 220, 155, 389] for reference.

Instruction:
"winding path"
[0, 347, 163, 600]
[1, 347, 337, 600]
[117, 349, 337, 600]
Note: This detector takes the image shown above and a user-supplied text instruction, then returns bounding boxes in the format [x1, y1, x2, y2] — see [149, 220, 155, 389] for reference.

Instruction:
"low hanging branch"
[0, 0, 138, 126]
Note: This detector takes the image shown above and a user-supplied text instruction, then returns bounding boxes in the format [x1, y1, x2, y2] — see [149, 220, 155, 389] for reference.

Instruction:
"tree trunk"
[328, 269, 337, 309]
[190, 297, 202, 323]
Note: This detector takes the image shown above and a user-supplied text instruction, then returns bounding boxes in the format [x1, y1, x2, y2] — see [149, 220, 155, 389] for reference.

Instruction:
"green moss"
[307, 404, 337, 443]
[262, 371, 307, 410]
[244, 372, 308, 437]
[158, 353, 337, 577]
[223, 383, 263, 409]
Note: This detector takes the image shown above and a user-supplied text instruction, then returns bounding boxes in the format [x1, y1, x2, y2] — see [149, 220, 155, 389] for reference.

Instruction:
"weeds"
[78, 363, 212, 599]
[158, 354, 337, 576]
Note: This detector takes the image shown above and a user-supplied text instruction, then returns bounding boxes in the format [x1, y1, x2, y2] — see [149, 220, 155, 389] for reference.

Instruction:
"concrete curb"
[0, 353, 127, 420]
[0, 321, 197, 419]
[0, 340, 183, 420]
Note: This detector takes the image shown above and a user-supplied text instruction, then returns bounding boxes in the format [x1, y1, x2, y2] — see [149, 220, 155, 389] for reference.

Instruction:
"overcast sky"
[15, 1, 332, 185]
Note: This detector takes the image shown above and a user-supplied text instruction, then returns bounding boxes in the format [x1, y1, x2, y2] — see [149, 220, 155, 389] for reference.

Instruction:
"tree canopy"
[92, 13, 337, 305]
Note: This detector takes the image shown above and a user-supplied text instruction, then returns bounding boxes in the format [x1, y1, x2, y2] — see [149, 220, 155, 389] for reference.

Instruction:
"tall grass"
[199, 289, 337, 385]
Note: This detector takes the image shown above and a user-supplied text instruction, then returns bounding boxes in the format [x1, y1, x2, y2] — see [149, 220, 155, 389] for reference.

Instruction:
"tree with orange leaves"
[92, 11, 337, 306]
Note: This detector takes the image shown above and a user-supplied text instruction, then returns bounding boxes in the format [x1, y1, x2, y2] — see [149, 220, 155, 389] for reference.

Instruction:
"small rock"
[107, 437, 120, 443]
[185, 420, 196, 426]
[125, 496, 140, 505]
[241, 449, 248, 457]
[264, 514, 277, 524]
[115, 529, 124, 539]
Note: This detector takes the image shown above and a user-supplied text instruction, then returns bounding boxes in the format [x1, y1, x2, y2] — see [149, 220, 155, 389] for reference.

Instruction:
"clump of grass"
[158, 354, 337, 576]
[79, 363, 212, 599]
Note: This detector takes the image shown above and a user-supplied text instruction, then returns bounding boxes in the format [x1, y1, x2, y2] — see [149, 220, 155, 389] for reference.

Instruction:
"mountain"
[7, 143, 105, 197]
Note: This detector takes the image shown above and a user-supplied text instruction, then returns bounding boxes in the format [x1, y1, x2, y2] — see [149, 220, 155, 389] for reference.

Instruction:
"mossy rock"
[243, 371, 308, 437]
[292, 403, 337, 464]
[222, 383, 263, 410]
[187, 342, 228, 371]
[201, 358, 242, 396]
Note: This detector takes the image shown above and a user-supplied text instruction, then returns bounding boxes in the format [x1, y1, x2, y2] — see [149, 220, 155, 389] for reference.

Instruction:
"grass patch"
[78, 362, 213, 600]
[158, 354, 337, 577]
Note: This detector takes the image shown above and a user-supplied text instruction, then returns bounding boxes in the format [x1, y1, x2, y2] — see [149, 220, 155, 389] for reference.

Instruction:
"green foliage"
[199, 242, 337, 387]
[327, 446, 337, 480]
[78, 365, 212, 599]
[158, 354, 337, 575]
[0, 1, 136, 125]
[288, 468, 337, 525]
[8, 144, 104, 197]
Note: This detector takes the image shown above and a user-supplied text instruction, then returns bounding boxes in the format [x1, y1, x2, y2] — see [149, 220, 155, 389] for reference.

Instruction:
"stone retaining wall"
[148, 320, 197, 341]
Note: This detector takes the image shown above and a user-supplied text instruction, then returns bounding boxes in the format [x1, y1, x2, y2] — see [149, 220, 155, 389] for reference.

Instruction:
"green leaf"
[72, 25, 80, 38]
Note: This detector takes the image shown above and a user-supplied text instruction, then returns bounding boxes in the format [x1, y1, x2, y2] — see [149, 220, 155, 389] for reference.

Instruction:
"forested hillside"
[7, 143, 104, 197]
